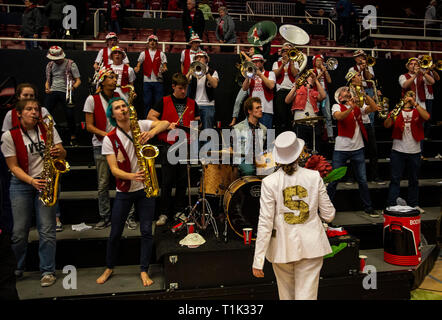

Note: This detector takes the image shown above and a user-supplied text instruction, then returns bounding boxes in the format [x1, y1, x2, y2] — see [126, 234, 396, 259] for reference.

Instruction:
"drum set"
[179, 146, 278, 243]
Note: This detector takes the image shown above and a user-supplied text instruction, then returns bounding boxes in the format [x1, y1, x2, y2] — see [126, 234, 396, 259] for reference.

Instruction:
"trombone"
[66, 78, 74, 106]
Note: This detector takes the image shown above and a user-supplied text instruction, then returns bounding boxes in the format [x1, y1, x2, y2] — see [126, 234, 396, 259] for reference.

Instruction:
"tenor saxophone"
[122, 84, 160, 198]
[39, 115, 70, 207]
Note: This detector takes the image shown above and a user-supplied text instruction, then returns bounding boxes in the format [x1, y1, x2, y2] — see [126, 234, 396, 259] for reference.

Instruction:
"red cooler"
[383, 208, 421, 266]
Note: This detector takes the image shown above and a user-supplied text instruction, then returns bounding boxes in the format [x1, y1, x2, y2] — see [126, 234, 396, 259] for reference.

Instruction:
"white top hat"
[272, 131, 305, 165]
[46, 46, 65, 60]
[334, 86, 349, 104]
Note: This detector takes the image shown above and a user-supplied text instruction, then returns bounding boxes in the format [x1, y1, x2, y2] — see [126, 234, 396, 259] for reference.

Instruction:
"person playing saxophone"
[1, 99, 66, 287]
[96, 97, 169, 287]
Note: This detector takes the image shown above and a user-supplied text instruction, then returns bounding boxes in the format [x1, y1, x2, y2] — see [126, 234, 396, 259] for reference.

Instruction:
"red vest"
[402, 73, 426, 102]
[107, 128, 132, 192]
[92, 92, 120, 141]
[157, 96, 196, 145]
[337, 104, 368, 141]
[275, 61, 296, 85]
[250, 71, 274, 102]
[182, 49, 192, 75]
[391, 108, 426, 143]
[10, 123, 47, 174]
[291, 86, 319, 113]
[143, 49, 162, 78]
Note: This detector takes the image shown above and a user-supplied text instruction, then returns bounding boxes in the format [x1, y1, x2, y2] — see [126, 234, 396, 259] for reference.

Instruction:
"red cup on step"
[217, 121, 221, 128]
[359, 255, 367, 273]
[186, 222, 195, 234]
[243, 228, 253, 245]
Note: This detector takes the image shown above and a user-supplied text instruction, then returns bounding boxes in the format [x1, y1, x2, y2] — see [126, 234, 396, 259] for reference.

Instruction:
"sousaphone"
[247, 20, 278, 48]
[279, 24, 310, 72]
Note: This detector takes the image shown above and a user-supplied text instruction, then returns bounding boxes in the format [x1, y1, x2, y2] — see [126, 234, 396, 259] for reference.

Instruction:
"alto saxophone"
[122, 84, 160, 198]
[39, 115, 70, 207]
[366, 79, 390, 119]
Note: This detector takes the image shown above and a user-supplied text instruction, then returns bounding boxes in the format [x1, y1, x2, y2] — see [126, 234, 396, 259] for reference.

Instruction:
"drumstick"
[175, 106, 189, 125]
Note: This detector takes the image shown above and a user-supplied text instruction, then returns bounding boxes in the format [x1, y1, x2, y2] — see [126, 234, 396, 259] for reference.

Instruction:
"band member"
[134, 35, 168, 118]
[348, 50, 375, 123]
[242, 54, 276, 129]
[326, 78, 381, 217]
[44, 46, 81, 146]
[147, 73, 200, 226]
[187, 51, 219, 129]
[96, 97, 169, 287]
[83, 68, 136, 230]
[1, 99, 66, 287]
[252, 131, 335, 300]
[230, 47, 254, 127]
[93, 32, 129, 70]
[107, 46, 136, 102]
[181, 34, 202, 75]
[1, 83, 65, 232]
[384, 91, 430, 213]
[420, 56, 440, 145]
[348, 71, 384, 184]
[285, 70, 326, 151]
[233, 96, 267, 176]
[312, 54, 334, 142]
[399, 57, 435, 110]
[272, 43, 299, 135]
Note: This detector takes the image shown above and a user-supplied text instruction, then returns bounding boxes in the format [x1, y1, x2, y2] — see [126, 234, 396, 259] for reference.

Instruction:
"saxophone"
[39, 115, 70, 207]
[366, 79, 390, 119]
[122, 84, 160, 198]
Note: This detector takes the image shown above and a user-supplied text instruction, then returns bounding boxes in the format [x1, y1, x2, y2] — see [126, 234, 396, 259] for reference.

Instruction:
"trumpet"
[287, 47, 307, 73]
[325, 58, 338, 70]
[190, 61, 207, 79]
[435, 59, 442, 71]
[390, 91, 415, 120]
[419, 55, 433, 69]
[366, 55, 376, 67]
[241, 61, 258, 79]
[296, 68, 314, 87]
[66, 78, 74, 106]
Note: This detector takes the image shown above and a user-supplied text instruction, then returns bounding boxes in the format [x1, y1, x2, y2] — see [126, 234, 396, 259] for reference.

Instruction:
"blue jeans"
[199, 105, 216, 130]
[319, 92, 333, 138]
[259, 112, 273, 129]
[387, 150, 421, 207]
[143, 82, 164, 118]
[93, 146, 111, 220]
[106, 190, 155, 272]
[232, 89, 248, 119]
[9, 177, 56, 276]
[326, 148, 373, 210]
[364, 88, 375, 124]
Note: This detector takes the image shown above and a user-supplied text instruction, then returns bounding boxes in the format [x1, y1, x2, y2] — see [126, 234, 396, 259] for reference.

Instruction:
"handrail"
[1, 36, 441, 58]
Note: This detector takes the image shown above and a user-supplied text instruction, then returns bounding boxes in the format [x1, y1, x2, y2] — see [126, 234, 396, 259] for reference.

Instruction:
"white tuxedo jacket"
[253, 167, 336, 269]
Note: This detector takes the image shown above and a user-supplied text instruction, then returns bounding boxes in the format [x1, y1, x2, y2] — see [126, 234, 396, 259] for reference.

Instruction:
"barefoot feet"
[96, 268, 113, 284]
[140, 271, 154, 287]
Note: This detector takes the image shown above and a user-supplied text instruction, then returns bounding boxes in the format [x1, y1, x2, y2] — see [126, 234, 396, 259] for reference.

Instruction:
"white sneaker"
[156, 214, 168, 226]
[414, 206, 425, 214]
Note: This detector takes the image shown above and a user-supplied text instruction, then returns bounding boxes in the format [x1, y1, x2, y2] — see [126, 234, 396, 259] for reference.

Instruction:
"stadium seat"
[419, 41, 432, 51]
[403, 40, 417, 50]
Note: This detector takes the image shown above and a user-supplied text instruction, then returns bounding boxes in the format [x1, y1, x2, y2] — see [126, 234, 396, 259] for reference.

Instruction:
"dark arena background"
[0, 0, 441, 306]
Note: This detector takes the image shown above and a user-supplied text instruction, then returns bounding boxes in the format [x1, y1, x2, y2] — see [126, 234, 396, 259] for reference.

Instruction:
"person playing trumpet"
[134, 35, 168, 118]
[242, 54, 276, 129]
[383, 91, 430, 213]
[284, 69, 326, 152]
[312, 55, 334, 143]
[186, 51, 219, 130]
[326, 73, 381, 218]
[272, 43, 300, 135]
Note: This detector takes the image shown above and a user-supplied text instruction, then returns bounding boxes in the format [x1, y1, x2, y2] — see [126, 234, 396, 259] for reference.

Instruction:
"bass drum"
[223, 176, 262, 240]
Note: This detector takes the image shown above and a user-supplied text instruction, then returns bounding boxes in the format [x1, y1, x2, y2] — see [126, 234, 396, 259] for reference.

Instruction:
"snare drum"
[200, 164, 239, 196]
[223, 176, 262, 240]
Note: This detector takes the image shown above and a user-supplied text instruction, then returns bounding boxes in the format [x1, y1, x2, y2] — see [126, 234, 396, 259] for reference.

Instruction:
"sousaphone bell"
[279, 24, 310, 72]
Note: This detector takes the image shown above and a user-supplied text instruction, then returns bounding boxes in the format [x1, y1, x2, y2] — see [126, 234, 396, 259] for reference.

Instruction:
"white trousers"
[272, 256, 323, 300]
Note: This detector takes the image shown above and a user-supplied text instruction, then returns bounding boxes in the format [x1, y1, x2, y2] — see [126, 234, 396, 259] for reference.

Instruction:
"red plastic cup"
[217, 121, 221, 128]
[186, 222, 195, 234]
[243, 228, 253, 245]
[359, 255, 367, 273]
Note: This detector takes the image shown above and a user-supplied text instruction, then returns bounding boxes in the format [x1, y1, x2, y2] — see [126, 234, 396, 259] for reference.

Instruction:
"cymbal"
[206, 149, 245, 157]
[294, 116, 325, 124]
